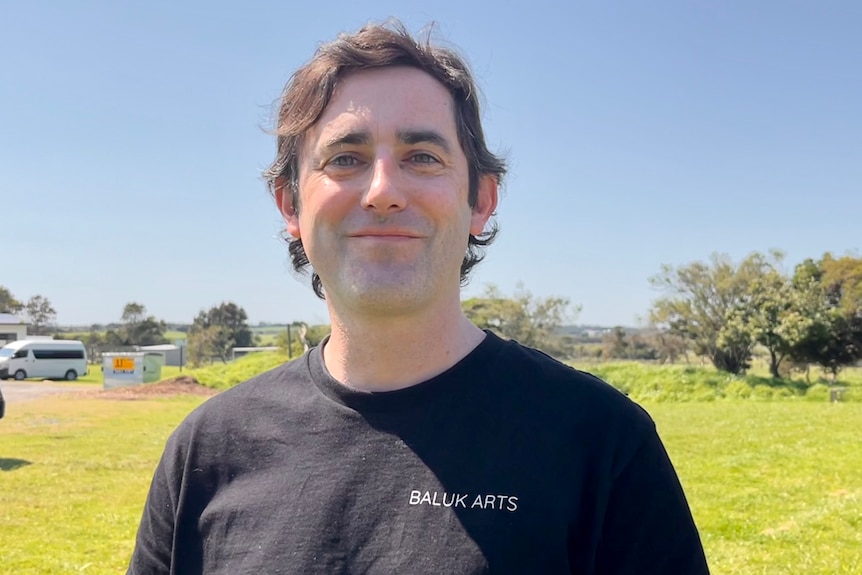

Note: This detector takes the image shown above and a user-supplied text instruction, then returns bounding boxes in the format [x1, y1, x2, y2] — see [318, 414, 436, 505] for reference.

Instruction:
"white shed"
[138, 343, 185, 367]
[0, 314, 28, 346]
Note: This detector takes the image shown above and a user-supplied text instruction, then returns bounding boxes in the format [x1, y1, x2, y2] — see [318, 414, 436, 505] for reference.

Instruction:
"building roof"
[232, 346, 280, 352]
[138, 344, 180, 351]
[0, 313, 25, 325]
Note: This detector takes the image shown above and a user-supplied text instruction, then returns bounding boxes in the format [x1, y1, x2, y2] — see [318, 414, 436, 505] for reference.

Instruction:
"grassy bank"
[172, 351, 862, 403]
[182, 351, 290, 390]
[32, 352, 287, 389]
[578, 361, 862, 402]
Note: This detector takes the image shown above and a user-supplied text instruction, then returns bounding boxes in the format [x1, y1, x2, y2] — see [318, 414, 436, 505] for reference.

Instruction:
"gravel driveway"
[1, 380, 95, 404]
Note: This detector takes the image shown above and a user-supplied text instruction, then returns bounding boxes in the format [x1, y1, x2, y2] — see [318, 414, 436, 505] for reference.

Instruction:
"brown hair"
[263, 20, 507, 298]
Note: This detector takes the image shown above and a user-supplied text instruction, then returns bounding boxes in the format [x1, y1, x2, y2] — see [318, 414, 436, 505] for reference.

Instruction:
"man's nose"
[361, 155, 407, 213]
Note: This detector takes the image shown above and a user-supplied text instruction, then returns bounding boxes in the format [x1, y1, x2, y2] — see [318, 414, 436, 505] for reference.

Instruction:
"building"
[138, 344, 185, 367]
[0, 314, 28, 346]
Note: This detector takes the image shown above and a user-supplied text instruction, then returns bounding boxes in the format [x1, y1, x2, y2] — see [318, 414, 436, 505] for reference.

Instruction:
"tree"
[122, 302, 146, 327]
[131, 317, 170, 346]
[600, 327, 659, 361]
[103, 329, 127, 347]
[0, 286, 23, 314]
[84, 331, 105, 362]
[119, 302, 167, 346]
[744, 265, 814, 378]
[643, 329, 689, 364]
[187, 325, 225, 367]
[24, 295, 57, 335]
[601, 327, 629, 360]
[277, 323, 304, 358]
[305, 324, 331, 347]
[649, 252, 775, 374]
[462, 283, 579, 356]
[789, 254, 862, 382]
[278, 323, 332, 359]
[190, 302, 253, 363]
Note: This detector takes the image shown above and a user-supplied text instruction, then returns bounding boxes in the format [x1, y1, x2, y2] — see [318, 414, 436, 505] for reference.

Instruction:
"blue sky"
[2, 1, 860, 328]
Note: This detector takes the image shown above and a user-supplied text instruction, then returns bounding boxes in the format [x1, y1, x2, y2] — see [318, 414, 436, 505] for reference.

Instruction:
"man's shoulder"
[172, 354, 312, 435]
[216, 354, 306, 397]
[488, 336, 615, 393]
[487, 337, 654, 431]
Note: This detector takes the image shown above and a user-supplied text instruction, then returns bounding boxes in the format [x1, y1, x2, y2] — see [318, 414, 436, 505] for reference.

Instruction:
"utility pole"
[287, 323, 293, 359]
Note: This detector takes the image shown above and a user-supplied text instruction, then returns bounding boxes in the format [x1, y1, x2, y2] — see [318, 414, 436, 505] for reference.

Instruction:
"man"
[128, 21, 710, 574]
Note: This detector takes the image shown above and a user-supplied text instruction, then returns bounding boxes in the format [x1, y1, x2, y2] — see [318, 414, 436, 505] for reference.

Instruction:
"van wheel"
[65, 370, 78, 381]
[14, 370, 26, 380]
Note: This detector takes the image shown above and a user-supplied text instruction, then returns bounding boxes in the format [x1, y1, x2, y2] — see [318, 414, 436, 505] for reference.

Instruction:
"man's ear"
[275, 177, 301, 239]
[469, 175, 499, 236]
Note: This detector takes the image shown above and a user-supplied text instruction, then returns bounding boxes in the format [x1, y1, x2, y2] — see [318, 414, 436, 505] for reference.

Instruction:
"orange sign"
[113, 357, 135, 370]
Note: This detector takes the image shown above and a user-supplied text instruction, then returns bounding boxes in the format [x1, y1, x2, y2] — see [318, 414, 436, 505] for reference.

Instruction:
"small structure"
[102, 352, 164, 389]
[138, 343, 185, 367]
[0, 314, 28, 346]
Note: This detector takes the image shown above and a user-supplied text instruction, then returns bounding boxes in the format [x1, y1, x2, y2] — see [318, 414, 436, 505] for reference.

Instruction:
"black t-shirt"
[128, 332, 709, 574]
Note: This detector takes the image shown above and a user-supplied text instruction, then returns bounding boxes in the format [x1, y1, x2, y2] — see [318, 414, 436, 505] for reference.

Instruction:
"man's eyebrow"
[320, 130, 372, 150]
[397, 129, 452, 153]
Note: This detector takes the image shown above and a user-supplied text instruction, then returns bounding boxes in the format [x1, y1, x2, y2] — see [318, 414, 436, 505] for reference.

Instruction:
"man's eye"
[330, 155, 359, 167]
[410, 153, 439, 165]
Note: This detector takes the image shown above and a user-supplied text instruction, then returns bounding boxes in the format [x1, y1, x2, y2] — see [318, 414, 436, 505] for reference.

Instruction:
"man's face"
[279, 66, 496, 315]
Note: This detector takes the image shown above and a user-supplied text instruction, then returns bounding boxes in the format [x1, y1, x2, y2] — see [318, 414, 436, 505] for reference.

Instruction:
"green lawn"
[0, 395, 205, 574]
[649, 402, 862, 574]
[1, 396, 859, 574]
[162, 331, 187, 342]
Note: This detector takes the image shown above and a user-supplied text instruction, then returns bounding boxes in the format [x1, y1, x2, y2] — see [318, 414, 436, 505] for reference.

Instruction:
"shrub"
[771, 387, 796, 399]
[804, 383, 830, 402]
[693, 383, 718, 402]
[724, 380, 753, 399]
[751, 384, 774, 400]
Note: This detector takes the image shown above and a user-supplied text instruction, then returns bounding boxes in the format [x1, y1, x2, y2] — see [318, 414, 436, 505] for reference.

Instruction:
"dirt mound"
[74, 375, 219, 400]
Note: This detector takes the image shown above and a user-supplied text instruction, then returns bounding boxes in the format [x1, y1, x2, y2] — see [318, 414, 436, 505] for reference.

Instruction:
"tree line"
[649, 250, 862, 380]
[450, 252, 862, 384]
[5, 248, 860, 380]
[69, 301, 256, 366]
[1, 287, 257, 368]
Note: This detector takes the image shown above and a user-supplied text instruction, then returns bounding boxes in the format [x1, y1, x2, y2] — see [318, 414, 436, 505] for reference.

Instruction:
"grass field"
[1, 389, 860, 574]
[652, 402, 862, 574]
[0, 396, 202, 573]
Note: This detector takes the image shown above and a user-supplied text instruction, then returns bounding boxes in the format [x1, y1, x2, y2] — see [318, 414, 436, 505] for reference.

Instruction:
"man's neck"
[321, 302, 485, 392]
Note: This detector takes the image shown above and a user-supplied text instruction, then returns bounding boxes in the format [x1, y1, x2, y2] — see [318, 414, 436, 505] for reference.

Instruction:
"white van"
[0, 340, 88, 381]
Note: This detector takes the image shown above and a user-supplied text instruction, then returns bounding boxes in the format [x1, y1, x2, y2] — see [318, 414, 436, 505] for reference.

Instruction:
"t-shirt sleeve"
[592, 428, 710, 574]
[126, 445, 179, 574]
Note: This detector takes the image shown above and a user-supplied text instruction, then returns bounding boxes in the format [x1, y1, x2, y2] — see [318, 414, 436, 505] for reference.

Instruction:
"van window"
[13, 349, 29, 359]
[32, 349, 85, 360]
